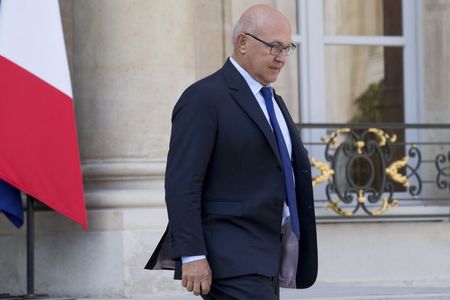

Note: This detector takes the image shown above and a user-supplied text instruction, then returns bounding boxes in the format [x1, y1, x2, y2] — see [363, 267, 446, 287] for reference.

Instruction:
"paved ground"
[125, 282, 450, 300]
[5, 282, 449, 300]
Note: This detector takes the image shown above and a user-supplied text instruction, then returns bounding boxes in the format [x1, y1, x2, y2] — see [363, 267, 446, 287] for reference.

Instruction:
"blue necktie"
[260, 87, 300, 239]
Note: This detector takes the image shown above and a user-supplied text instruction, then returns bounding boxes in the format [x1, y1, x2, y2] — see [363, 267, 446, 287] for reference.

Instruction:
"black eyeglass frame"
[244, 32, 297, 56]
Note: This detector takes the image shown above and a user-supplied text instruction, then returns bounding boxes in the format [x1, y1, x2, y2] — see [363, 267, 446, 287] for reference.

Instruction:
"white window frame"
[294, 0, 420, 125]
[294, 0, 449, 220]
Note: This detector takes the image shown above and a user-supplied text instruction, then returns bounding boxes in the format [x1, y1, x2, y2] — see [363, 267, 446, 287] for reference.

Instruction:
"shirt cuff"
[181, 255, 206, 264]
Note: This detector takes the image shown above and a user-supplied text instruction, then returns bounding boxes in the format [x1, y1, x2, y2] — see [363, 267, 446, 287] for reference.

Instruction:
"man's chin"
[266, 76, 279, 85]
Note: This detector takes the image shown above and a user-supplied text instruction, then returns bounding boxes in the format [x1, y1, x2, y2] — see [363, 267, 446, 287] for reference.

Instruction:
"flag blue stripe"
[0, 179, 23, 228]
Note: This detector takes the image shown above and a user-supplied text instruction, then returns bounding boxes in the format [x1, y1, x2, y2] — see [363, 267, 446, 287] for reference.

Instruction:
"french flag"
[0, 0, 88, 229]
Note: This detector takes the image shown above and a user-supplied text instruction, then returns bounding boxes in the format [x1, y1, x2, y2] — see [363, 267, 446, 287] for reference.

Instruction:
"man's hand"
[181, 258, 212, 296]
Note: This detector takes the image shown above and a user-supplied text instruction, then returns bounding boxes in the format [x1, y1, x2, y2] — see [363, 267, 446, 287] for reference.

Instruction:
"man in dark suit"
[146, 4, 317, 299]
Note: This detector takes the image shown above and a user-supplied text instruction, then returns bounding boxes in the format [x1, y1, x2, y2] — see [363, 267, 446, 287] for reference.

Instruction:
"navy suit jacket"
[145, 59, 318, 289]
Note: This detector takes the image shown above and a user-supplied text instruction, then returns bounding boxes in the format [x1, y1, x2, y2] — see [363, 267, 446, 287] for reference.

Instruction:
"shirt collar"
[229, 56, 271, 97]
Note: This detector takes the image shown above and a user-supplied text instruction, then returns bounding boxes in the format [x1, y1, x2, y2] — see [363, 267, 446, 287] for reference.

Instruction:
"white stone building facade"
[1, 0, 449, 297]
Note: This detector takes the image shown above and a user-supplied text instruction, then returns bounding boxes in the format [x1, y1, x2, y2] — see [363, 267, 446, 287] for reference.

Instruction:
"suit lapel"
[221, 60, 281, 164]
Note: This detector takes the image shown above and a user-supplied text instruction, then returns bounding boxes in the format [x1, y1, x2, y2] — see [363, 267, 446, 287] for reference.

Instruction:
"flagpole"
[21, 195, 73, 300]
[26, 195, 35, 297]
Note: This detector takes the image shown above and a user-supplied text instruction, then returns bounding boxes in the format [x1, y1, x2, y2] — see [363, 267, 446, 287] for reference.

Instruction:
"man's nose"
[275, 52, 287, 63]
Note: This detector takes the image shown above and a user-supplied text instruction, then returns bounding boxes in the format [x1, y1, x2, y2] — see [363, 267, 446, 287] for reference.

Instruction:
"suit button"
[276, 165, 282, 171]
[275, 200, 283, 207]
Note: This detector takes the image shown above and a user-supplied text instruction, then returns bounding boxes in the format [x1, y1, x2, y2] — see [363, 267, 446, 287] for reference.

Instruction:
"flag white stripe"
[0, 0, 72, 97]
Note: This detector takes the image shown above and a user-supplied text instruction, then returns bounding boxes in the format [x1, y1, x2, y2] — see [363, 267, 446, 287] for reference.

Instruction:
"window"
[292, 0, 449, 220]
[294, 0, 418, 125]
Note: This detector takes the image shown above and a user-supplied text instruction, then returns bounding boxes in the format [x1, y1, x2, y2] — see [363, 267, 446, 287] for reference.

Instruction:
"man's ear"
[237, 33, 247, 54]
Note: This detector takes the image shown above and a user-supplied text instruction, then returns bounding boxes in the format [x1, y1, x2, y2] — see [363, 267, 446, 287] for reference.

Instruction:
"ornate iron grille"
[298, 123, 450, 219]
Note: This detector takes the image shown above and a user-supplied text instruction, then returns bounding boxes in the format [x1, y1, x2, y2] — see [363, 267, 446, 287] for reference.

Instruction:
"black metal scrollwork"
[313, 128, 424, 216]
[406, 146, 422, 197]
[435, 151, 450, 190]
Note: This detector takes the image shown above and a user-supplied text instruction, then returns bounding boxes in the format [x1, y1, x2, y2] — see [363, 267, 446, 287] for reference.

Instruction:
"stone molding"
[82, 159, 166, 209]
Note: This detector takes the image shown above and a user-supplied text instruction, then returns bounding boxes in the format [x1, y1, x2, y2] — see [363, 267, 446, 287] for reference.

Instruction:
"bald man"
[146, 5, 317, 299]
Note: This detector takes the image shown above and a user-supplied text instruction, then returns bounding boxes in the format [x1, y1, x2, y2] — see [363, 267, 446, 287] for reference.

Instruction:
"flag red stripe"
[0, 55, 87, 229]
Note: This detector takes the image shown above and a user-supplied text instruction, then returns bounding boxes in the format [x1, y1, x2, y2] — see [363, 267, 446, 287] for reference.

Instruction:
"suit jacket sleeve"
[165, 87, 217, 259]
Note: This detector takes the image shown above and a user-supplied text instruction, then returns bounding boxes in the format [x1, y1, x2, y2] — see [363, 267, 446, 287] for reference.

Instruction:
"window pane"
[325, 45, 406, 194]
[324, 0, 402, 36]
[324, 46, 404, 123]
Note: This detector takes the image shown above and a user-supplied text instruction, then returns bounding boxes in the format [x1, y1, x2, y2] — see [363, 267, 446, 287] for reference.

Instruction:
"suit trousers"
[201, 274, 279, 300]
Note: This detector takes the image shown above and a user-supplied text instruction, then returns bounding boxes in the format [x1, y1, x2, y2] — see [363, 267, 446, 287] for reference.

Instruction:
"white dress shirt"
[182, 57, 293, 264]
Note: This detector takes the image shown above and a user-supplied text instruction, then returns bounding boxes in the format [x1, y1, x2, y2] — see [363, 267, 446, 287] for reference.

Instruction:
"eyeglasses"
[245, 33, 296, 56]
